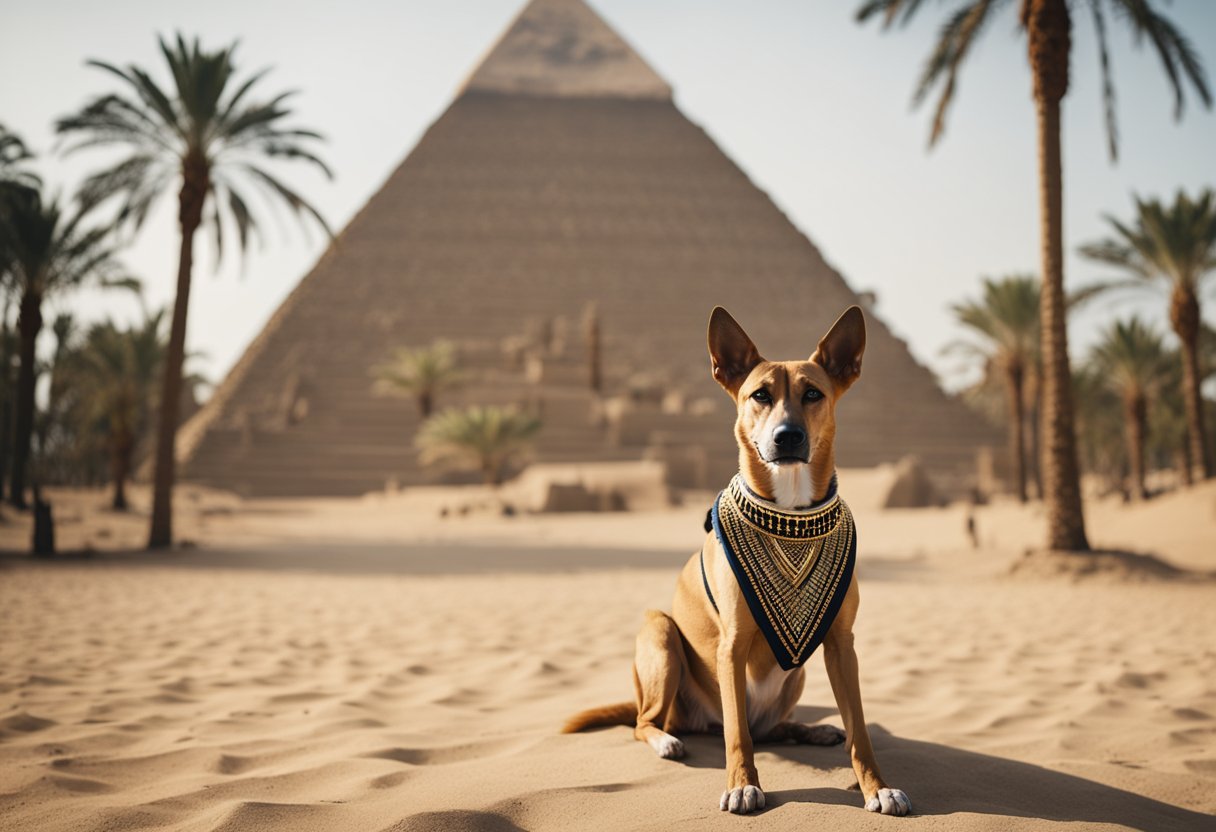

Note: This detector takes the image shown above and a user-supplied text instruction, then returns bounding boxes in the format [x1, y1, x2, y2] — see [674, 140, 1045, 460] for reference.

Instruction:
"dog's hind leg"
[632, 610, 687, 759]
[763, 721, 846, 745]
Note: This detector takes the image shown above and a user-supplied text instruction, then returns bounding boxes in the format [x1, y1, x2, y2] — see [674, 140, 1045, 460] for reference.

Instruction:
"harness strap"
[699, 547, 718, 614]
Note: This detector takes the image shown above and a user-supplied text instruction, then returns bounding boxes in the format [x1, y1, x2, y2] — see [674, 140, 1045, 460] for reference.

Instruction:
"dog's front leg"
[717, 632, 764, 814]
[822, 583, 911, 816]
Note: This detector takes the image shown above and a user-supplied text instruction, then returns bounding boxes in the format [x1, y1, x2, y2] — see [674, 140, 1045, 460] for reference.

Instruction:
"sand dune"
[1, 484, 1215, 830]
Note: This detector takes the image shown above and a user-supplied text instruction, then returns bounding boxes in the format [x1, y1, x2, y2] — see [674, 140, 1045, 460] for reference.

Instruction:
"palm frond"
[83, 60, 183, 138]
[0, 124, 42, 194]
[241, 164, 333, 239]
[1088, 1, 1119, 161]
[1107, 0, 1213, 119]
[855, 0, 935, 29]
[912, 0, 1007, 147]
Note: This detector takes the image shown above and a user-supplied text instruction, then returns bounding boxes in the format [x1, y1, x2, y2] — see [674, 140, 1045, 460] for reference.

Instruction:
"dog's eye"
[803, 387, 824, 403]
[750, 389, 772, 404]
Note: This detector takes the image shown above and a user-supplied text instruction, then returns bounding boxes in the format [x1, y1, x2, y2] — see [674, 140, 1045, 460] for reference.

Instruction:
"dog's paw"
[647, 733, 685, 760]
[719, 785, 765, 814]
[803, 724, 846, 745]
[865, 788, 912, 816]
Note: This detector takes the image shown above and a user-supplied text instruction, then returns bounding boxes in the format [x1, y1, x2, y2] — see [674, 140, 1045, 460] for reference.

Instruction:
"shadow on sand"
[671, 713, 1208, 830]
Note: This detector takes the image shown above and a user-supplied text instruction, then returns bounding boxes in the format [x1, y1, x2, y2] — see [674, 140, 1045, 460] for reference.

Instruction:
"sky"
[2, 0, 1214, 394]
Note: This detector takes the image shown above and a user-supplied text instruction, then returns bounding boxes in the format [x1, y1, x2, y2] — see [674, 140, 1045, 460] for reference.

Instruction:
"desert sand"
[1, 476, 1215, 831]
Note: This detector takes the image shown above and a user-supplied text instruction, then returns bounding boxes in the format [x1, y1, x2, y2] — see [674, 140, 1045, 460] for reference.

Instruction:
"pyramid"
[179, 0, 998, 497]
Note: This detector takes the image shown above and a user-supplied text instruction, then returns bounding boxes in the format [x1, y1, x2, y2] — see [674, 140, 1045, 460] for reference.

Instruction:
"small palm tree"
[373, 341, 463, 418]
[857, 0, 1211, 552]
[1, 192, 131, 507]
[416, 405, 541, 485]
[948, 276, 1040, 502]
[57, 34, 332, 548]
[1072, 364, 1125, 493]
[1089, 318, 1170, 500]
[1079, 190, 1216, 482]
[67, 311, 174, 509]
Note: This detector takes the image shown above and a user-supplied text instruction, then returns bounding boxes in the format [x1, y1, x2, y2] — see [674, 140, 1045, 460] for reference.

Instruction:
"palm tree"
[57, 34, 332, 548]
[0, 125, 42, 502]
[948, 276, 1040, 502]
[1079, 190, 1216, 482]
[1089, 318, 1170, 499]
[1072, 363, 1125, 493]
[67, 311, 171, 510]
[857, 0, 1211, 551]
[1, 192, 130, 508]
[416, 405, 541, 485]
[373, 341, 463, 418]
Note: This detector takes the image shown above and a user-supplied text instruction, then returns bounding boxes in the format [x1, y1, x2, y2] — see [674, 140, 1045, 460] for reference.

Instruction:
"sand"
[2, 478, 1215, 831]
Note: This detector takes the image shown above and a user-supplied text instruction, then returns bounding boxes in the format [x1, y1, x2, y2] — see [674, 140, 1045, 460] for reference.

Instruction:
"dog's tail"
[560, 701, 637, 734]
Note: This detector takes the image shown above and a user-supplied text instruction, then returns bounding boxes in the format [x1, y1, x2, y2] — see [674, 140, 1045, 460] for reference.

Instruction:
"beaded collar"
[703, 472, 856, 670]
[729, 474, 843, 540]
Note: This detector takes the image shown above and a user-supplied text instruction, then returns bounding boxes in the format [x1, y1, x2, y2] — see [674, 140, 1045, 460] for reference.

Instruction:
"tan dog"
[563, 306, 910, 816]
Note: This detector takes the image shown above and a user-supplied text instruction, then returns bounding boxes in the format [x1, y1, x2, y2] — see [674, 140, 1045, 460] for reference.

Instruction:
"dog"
[562, 306, 910, 816]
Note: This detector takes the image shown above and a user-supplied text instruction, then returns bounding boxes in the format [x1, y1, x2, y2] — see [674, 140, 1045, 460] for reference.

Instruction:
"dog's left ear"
[811, 306, 866, 392]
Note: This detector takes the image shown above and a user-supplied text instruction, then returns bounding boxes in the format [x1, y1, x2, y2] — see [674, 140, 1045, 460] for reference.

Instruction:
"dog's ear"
[708, 307, 764, 395]
[811, 306, 866, 392]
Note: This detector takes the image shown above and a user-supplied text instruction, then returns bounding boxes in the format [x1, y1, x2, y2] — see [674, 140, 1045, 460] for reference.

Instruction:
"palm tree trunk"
[111, 429, 132, 511]
[1124, 393, 1148, 500]
[1028, 0, 1089, 551]
[9, 290, 42, 509]
[1171, 287, 1210, 481]
[148, 166, 205, 549]
[1029, 373, 1044, 499]
[1005, 362, 1027, 502]
[0, 300, 12, 503]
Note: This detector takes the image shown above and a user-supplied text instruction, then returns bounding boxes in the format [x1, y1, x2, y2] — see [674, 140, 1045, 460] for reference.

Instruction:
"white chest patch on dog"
[765, 462, 814, 509]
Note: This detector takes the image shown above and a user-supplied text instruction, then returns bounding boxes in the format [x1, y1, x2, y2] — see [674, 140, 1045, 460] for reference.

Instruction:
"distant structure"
[179, 0, 997, 497]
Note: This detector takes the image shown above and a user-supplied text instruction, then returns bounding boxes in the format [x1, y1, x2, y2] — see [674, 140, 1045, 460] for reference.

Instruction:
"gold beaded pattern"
[712, 474, 856, 670]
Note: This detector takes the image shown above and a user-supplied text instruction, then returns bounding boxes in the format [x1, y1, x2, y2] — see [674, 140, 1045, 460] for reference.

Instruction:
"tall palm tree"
[0, 125, 42, 502]
[373, 341, 464, 419]
[416, 405, 541, 486]
[1089, 317, 1170, 499]
[1, 192, 130, 507]
[67, 311, 171, 510]
[57, 34, 332, 548]
[1079, 190, 1216, 482]
[948, 276, 1040, 502]
[857, 0, 1211, 551]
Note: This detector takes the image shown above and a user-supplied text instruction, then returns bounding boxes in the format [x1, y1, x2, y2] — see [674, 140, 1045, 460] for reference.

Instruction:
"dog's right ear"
[708, 307, 763, 396]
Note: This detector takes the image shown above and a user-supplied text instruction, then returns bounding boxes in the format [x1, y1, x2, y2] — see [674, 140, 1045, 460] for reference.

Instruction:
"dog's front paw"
[719, 785, 765, 814]
[865, 788, 911, 816]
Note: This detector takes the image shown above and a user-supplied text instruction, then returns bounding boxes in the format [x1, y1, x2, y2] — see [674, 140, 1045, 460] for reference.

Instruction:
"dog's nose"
[773, 424, 807, 449]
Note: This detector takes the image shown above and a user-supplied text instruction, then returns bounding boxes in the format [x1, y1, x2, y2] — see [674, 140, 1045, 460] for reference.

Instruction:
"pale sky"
[2, 0, 1214, 393]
